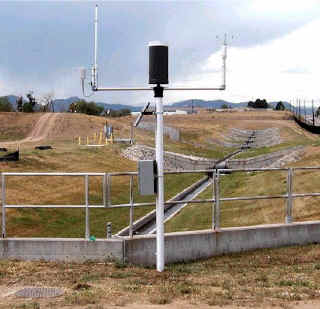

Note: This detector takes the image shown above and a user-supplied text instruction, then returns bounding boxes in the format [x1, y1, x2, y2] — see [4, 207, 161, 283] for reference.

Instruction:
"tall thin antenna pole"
[92, 4, 98, 89]
[222, 34, 227, 89]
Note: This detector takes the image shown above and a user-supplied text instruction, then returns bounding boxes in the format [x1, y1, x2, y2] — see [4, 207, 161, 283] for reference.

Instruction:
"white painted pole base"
[155, 96, 165, 272]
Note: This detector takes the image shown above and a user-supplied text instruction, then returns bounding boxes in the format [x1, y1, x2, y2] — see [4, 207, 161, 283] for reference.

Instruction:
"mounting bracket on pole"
[133, 102, 154, 127]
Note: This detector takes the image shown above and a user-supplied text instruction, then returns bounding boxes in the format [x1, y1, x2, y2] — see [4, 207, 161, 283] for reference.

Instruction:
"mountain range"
[3, 95, 303, 113]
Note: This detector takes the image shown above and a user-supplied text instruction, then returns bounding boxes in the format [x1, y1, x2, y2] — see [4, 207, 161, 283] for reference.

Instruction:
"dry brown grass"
[1, 112, 320, 308]
[0, 113, 42, 142]
[1, 244, 320, 308]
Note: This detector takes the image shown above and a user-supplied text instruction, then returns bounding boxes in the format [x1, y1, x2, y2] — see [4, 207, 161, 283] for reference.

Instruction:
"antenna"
[222, 33, 227, 89]
[92, 4, 98, 90]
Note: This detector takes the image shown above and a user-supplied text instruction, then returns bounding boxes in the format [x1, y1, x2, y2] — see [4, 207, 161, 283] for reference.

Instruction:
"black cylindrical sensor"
[149, 41, 168, 85]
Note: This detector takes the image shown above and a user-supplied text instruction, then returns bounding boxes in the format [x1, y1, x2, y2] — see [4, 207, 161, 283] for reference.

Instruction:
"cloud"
[1, 1, 320, 105]
[169, 18, 320, 104]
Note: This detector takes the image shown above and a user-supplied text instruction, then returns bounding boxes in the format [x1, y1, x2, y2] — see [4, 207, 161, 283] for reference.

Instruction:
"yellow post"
[78, 136, 81, 145]
[110, 133, 114, 144]
[99, 131, 103, 144]
[105, 137, 108, 145]
[87, 136, 89, 145]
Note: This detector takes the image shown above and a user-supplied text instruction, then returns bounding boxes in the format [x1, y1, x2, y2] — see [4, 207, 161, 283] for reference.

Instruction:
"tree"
[275, 101, 285, 111]
[248, 99, 269, 109]
[316, 107, 320, 118]
[69, 99, 104, 116]
[40, 92, 55, 112]
[0, 96, 14, 112]
[24, 91, 37, 113]
[221, 104, 229, 109]
[16, 96, 23, 112]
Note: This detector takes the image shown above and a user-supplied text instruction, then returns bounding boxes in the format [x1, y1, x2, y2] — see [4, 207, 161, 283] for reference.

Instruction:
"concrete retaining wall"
[1, 221, 320, 265]
[228, 146, 304, 169]
[0, 238, 124, 262]
[124, 221, 320, 266]
[122, 145, 304, 170]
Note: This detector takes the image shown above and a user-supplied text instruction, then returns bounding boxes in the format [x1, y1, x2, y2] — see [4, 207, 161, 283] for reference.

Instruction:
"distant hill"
[1, 94, 298, 113]
[172, 99, 247, 109]
[52, 97, 143, 113]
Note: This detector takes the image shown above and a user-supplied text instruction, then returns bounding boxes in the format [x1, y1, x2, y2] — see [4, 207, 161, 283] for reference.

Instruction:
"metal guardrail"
[1, 167, 320, 239]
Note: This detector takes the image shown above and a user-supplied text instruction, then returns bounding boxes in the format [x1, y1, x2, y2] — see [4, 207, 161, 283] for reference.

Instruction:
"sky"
[0, 0, 320, 106]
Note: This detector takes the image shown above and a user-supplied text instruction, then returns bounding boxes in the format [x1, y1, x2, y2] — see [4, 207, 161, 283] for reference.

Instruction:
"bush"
[0, 97, 14, 112]
[69, 100, 104, 116]
[108, 108, 131, 117]
[248, 99, 269, 109]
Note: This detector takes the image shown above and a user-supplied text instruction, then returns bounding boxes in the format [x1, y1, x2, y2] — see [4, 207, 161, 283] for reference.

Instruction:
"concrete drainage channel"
[117, 132, 256, 237]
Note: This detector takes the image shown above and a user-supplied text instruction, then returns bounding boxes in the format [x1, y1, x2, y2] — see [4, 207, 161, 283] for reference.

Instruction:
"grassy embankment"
[1, 111, 319, 237]
[0, 113, 202, 238]
[166, 142, 320, 232]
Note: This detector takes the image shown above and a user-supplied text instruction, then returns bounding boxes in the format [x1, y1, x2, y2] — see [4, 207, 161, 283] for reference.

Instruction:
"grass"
[0, 113, 42, 142]
[1, 111, 320, 307]
[1, 142, 201, 237]
[166, 143, 320, 232]
[1, 244, 320, 308]
[1, 110, 320, 236]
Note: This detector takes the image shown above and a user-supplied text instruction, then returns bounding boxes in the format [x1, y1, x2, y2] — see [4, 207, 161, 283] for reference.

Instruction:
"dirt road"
[0, 113, 59, 146]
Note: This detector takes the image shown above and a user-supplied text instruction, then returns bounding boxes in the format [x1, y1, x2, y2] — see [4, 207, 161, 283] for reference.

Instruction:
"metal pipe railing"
[1, 167, 320, 239]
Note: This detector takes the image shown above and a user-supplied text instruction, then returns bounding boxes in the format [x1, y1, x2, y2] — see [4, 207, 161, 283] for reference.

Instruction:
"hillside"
[0, 110, 319, 238]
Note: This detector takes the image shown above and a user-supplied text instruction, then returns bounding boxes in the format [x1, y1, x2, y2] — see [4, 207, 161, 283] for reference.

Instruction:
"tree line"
[0, 95, 131, 117]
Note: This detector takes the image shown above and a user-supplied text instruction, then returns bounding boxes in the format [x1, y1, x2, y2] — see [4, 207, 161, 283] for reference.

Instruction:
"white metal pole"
[155, 95, 165, 272]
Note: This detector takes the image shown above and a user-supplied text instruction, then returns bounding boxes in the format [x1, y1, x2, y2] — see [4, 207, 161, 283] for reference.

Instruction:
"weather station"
[80, 5, 228, 272]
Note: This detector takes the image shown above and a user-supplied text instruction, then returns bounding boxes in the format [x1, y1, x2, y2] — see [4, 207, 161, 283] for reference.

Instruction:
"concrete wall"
[122, 145, 304, 171]
[228, 146, 304, 169]
[1, 221, 320, 265]
[0, 238, 124, 262]
[124, 221, 320, 266]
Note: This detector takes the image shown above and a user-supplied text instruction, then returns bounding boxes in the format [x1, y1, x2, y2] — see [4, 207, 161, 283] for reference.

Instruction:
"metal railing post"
[103, 173, 107, 207]
[211, 171, 215, 230]
[105, 173, 111, 207]
[129, 175, 134, 238]
[2, 174, 6, 238]
[85, 175, 90, 239]
[213, 170, 220, 230]
[286, 168, 293, 224]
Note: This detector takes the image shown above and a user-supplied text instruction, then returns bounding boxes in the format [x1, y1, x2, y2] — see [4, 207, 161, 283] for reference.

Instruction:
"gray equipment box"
[138, 160, 156, 195]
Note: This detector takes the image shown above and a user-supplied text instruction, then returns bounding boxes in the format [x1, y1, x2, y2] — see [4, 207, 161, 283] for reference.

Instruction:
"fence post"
[103, 173, 107, 207]
[211, 171, 215, 230]
[85, 175, 90, 239]
[286, 168, 293, 224]
[213, 170, 220, 230]
[129, 175, 134, 238]
[105, 173, 111, 207]
[1, 174, 6, 238]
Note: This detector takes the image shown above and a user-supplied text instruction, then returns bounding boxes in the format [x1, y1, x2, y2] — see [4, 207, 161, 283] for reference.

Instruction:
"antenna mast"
[92, 4, 98, 90]
[222, 33, 227, 89]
